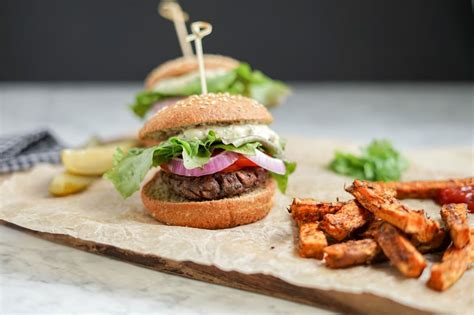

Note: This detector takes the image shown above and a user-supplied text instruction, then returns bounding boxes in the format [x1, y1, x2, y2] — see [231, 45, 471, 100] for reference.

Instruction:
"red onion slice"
[165, 151, 239, 177]
[244, 150, 286, 175]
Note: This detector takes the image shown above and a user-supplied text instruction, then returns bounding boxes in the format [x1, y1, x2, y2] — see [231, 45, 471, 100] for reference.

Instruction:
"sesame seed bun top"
[139, 93, 274, 141]
[144, 54, 240, 91]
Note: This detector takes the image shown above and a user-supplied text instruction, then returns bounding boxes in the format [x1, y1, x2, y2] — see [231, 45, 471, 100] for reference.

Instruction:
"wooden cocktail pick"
[159, 0, 193, 57]
[186, 21, 213, 94]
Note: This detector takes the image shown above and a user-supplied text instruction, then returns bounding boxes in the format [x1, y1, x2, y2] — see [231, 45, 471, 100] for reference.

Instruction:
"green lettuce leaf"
[131, 91, 165, 118]
[233, 63, 291, 107]
[213, 142, 260, 156]
[105, 131, 295, 198]
[130, 63, 290, 118]
[329, 139, 409, 182]
[271, 161, 297, 193]
[154, 71, 237, 96]
[104, 147, 155, 198]
[105, 132, 259, 197]
[248, 80, 291, 107]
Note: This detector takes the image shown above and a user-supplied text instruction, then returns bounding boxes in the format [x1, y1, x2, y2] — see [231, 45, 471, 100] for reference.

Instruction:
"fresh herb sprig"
[329, 139, 408, 182]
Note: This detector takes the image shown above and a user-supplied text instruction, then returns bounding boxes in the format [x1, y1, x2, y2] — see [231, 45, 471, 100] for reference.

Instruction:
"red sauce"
[436, 185, 474, 213]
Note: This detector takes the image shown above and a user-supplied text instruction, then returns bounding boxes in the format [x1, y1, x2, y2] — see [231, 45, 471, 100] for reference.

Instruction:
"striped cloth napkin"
[0, 130, 64, 173]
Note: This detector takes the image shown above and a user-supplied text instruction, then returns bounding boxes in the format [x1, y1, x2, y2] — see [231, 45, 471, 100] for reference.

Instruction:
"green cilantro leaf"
[329, 139, 408, 182]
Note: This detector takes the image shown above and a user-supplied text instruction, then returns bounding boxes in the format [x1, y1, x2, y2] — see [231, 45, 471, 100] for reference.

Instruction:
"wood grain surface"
[2, 221, 432, 315]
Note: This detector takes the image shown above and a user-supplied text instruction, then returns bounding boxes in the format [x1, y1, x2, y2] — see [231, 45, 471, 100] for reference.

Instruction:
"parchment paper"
[1, 138, 473, 314]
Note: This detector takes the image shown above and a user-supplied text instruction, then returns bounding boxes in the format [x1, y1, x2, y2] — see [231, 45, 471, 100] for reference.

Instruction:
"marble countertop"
[0, 82, 472, 314]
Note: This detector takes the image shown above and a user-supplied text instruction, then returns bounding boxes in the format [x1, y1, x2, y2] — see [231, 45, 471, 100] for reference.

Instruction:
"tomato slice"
[160, 155, 258, 175]
[221, 155, 258, 173]
[160, 164, 173, 173]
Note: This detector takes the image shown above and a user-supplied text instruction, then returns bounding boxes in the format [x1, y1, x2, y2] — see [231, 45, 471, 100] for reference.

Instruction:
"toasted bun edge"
[139, 93, 273, 141]
[141, 171, 276, 229]
[145, 54, 240, 90]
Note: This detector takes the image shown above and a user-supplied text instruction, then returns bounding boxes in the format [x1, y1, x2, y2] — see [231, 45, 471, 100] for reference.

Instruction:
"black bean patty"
[160, 168, 269, 201]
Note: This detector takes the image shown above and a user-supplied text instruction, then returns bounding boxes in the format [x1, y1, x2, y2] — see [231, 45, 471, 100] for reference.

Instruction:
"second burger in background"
[131, 55, 291, 118]
[107, 93, 295, 229]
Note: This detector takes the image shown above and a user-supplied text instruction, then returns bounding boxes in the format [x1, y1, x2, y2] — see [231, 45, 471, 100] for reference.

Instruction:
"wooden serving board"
[3, 140, 472, 314]
[3, 221, 431, 315]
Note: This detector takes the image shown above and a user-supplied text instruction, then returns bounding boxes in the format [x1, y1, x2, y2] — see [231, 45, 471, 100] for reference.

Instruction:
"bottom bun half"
[141, 171, 276, 229]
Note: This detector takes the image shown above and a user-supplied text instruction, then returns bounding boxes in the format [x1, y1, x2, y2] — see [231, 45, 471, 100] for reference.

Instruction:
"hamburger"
[131, 54, 291, 118]
[107, 93, 295, 229]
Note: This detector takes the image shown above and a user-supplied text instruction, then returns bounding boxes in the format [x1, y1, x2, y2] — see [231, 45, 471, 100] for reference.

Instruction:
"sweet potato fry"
[359, 218, 384, 239]
[382, 178, 474, 199]
[346, 180, 438, 242]
[358, 218, 444, 253]
[412, 215, 442, 245]
[319, 200, 372, 241]
[374, 223, 427, 278]
[426, 240, 472, 291]
[440, 203, 470, 248]
[298, 222, 328, 259]
[413, 228, 449, 254]
[324, 239, 381, 268]
[469, 229, 474, 263]
[290, 198, 344, 225]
